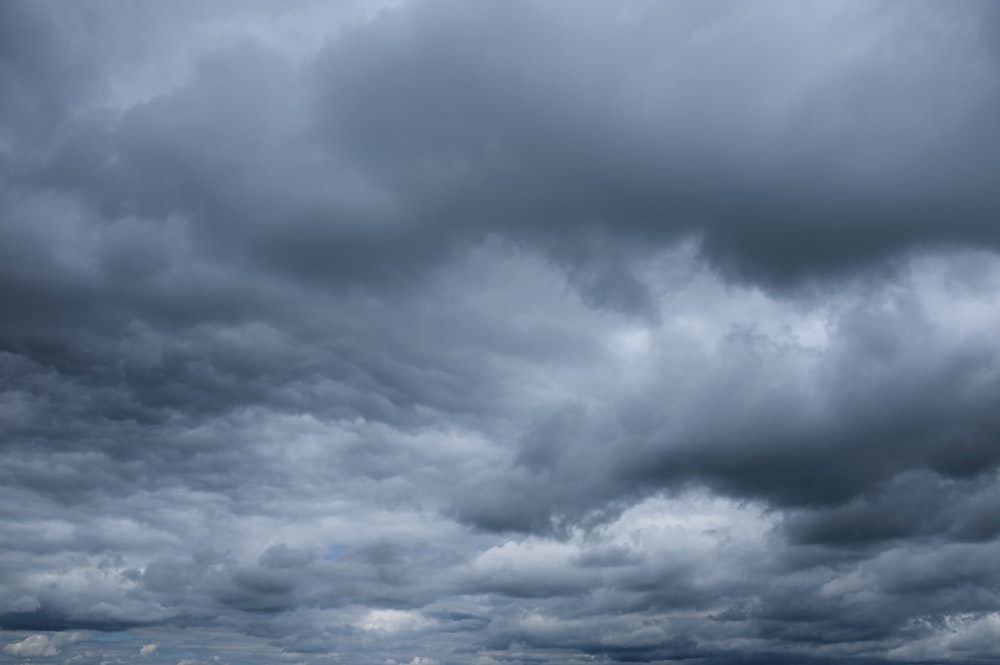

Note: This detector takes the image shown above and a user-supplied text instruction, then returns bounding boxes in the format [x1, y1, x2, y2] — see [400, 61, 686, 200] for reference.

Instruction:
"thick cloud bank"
[2, 2, 1000, 664]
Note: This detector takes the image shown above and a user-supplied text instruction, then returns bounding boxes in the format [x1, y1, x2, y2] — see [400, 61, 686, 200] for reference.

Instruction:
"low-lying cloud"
[2, 1, 1000, 664]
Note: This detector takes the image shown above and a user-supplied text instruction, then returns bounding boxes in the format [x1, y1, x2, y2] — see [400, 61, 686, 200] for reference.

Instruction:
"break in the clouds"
[2, 1, 1000, 664]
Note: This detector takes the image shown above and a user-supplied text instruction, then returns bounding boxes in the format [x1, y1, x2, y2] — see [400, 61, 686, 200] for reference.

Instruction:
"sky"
[2, 1, 1000, 664]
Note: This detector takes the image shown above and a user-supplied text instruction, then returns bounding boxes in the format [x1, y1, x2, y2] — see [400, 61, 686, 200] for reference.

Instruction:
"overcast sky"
[2, 1, 1000, 664]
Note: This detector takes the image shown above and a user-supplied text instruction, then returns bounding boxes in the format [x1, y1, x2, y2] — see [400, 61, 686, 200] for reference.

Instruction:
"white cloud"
[358, 610, 434, 634]
[2, 634, 60, 658]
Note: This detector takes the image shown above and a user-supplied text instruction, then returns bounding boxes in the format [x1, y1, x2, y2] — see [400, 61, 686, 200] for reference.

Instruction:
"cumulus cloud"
[359, 610, 435, 635]
[2, 1, 1000, 664]
[3, 634, 60, 658]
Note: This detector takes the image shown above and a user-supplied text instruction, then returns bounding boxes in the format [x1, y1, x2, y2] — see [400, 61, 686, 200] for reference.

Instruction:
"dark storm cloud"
[299, 0, 1000, 291]
[784, 471, 1000, 547]
[446, 276, 1000, 535]
[3, 2, 1000, 665]
[616, 292, 1000, 507]
[8, 1, 1000, 309]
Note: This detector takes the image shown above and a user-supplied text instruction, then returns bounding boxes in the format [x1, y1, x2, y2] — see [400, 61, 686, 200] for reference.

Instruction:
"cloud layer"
[2, 2, 1000, 664]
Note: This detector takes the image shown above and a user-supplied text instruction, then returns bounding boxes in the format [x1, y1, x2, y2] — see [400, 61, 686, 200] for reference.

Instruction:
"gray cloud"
[3, 2, 1000, 664]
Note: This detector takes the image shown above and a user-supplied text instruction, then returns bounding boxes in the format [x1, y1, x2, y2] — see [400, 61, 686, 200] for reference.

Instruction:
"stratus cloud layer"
[2, 1, 1000, 664]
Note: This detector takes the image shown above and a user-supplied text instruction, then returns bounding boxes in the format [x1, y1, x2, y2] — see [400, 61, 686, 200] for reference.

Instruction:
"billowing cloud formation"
[2, 1, 1000, 664]
[3, 635, 59, 658]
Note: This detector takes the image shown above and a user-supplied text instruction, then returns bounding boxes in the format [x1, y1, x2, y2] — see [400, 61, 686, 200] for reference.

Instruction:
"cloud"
[3, 634, 60, 657]
[359, 610, 434, 635]
[2, 1, 1000, 664]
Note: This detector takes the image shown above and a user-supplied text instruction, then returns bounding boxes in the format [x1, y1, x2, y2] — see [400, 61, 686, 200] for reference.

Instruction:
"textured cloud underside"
[2, 2, 1000, 664]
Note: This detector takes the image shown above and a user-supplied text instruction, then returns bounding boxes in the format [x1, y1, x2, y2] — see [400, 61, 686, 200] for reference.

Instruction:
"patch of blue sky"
[323, 545, 349, 561]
